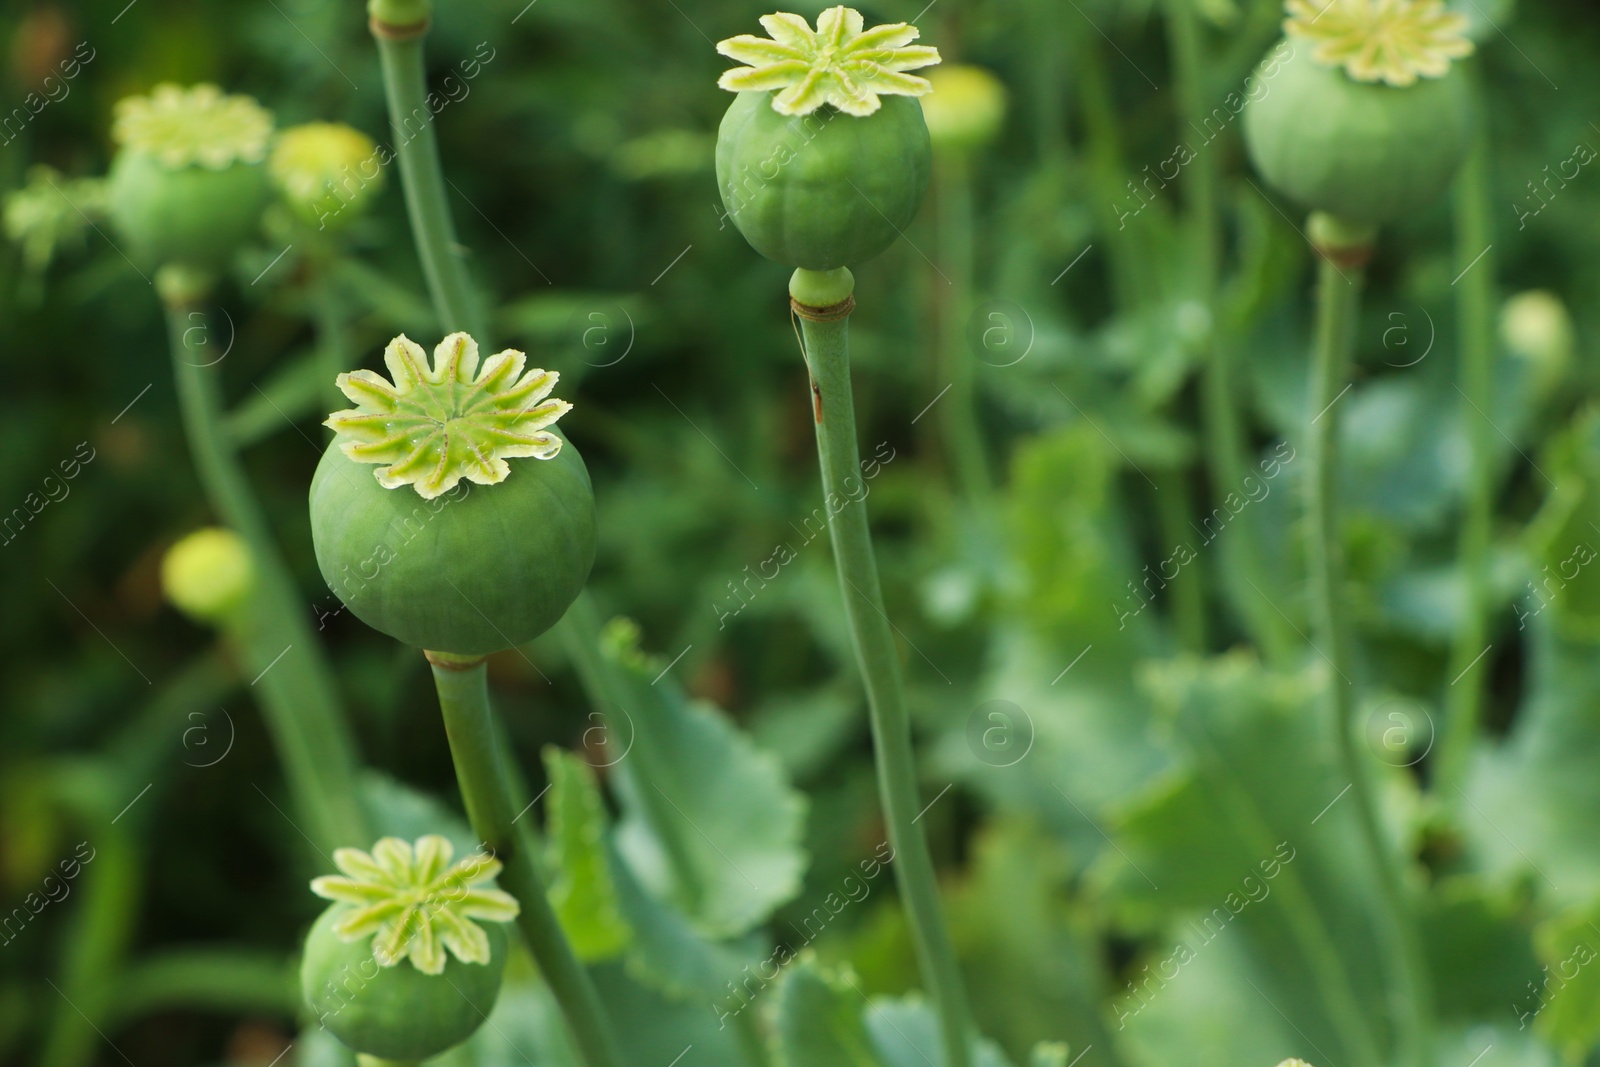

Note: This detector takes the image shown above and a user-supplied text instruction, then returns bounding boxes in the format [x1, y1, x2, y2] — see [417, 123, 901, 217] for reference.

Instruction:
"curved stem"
[793, 273, 973, 1067]
[373, 27, 488, 340]
[166, 304, 369, 855]
[429, 658, 626, 1067]
[1306, 251, 1435, 1067]
[1438, 107, 1495, 796]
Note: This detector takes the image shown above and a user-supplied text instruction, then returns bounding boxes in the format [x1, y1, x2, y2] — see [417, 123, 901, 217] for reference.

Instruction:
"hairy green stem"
[1306, 247, 1435, 1067]
[1438, 110, 1496, 797]
[373, 24, 488, 340]
[792, 270, 974, 1067]
[429, 658, 626, 1067]
[166, 303, 369, 855]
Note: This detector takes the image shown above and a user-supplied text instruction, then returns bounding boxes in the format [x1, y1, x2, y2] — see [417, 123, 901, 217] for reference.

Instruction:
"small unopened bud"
[162, 527, 254, 626]
[1501, 290, 1574, 393]
[270, 123, 386, 230]
[920, 65, 1007, 153]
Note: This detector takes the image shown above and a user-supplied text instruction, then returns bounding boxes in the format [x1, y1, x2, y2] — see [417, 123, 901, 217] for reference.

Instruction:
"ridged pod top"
[112, 83, 273, 169]
[309, 835, 519, 975]
[716, 5, 940, 116]
[1285, 0, 1473, 86]
[326, 332, 571, 501]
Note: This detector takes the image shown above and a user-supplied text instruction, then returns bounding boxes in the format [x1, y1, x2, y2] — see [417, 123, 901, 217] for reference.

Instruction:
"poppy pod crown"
[712, 7, 940, 270]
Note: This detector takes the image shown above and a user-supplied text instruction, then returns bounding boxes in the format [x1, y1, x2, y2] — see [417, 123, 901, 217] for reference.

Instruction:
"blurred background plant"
[3, 0, 1598, 1065]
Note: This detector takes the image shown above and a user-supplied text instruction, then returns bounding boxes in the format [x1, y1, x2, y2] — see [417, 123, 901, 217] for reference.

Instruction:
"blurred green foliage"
[6, 0, 1600, 1065]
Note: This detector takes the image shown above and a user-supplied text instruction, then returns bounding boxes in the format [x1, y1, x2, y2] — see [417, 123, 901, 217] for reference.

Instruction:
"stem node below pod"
[309, 332, 596, 657]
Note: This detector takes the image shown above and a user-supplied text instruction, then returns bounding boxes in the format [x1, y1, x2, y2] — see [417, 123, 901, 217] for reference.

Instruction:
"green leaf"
[1421, 877, 1541, 1023]
[541, 747, 631, 962]
[1520, 408, 1600, 640]
[863, 994, 1017, 1067]
[431, 974, 580, 1067]
[947, 818, 1115, 1065]
[1028, 1045, 1069, 1067]
[933, 424, 1170, 867]
[358, 771, 478, 861]
[601, 618, 808, 938]
[1531, 899, 1600, 1056]
[608, 833, 767, 1004]
[1101, 654, 1399, 1067]
[590, 959, 748, 1067]
[1462, 618, 1600, 908]
[774, 956, 891, 1067]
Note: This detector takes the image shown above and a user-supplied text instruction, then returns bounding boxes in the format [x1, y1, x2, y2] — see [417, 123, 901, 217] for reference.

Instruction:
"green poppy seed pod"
[106, 84, 274, 269]
[302, 836, 518, 1060]
[161, 527, 255, 626]
[302, 906, 506, 1059]
[920, 65, 1007, 153]
[270, 123, 385, 231]
[309, 333, 596, 657]
[713, 7, 941, 271]
[1242, 1, 1475, 227]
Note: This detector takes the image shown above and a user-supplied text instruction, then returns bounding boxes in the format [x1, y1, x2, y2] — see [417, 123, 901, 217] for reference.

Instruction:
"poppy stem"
[428, 656, 627, 1067]
[792, 267, 974, 1067]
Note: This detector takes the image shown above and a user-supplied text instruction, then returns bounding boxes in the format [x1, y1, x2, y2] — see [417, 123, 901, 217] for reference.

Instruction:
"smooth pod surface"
[107, 150, 270, 269]
[716, 91, 931, 270]
[300, 904, 506, 1061]
[309, 438, 597, 656]
[1243, 43, 1472, 226]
